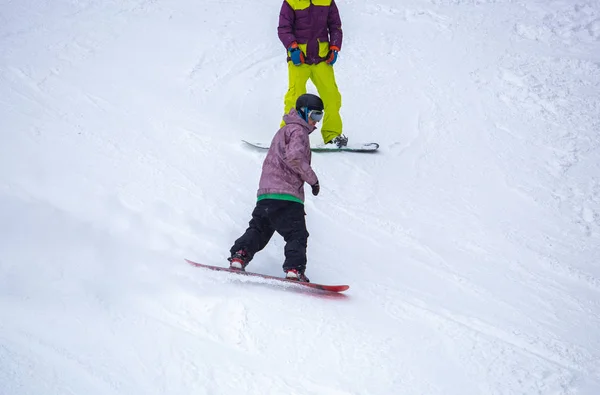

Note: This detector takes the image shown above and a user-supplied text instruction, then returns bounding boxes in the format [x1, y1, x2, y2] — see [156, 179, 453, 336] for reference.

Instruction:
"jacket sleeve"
[328, 0, 343, 50]
[278, 1, 297, 49]
[286, 128, 318, 186]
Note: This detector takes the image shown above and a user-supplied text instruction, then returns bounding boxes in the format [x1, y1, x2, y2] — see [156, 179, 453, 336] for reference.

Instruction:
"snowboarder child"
[228, 93, 324, 282]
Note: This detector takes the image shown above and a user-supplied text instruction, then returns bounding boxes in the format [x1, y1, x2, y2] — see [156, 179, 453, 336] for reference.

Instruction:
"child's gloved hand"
[311, 181, 320, 196]
[326, 46, 339, 65]
[288, 42, 305, 66]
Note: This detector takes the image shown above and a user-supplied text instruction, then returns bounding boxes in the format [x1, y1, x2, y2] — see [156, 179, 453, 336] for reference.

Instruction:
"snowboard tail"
[185, 259, 349, 293]
[242, 140, 378, 153]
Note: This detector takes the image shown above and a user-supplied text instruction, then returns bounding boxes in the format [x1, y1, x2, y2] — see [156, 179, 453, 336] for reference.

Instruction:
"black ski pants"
[230, 199, 309, 272]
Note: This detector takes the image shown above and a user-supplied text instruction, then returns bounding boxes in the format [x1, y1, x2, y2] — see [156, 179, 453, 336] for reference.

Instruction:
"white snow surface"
[1, 0, 600, 394]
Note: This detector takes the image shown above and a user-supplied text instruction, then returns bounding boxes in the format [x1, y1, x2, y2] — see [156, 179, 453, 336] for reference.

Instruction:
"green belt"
[257, 193, 303, 204]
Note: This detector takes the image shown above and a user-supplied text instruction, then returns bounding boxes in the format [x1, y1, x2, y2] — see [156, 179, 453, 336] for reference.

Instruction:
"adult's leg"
[310, 62, 343, 143]
[280, 62, 312, 128]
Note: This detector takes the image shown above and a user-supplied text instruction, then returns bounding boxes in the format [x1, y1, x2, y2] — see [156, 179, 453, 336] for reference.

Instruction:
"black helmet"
[296, 93, 324, 112]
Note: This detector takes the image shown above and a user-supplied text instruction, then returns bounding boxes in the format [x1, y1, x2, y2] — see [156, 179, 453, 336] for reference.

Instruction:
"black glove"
[311, 181, 320, 196]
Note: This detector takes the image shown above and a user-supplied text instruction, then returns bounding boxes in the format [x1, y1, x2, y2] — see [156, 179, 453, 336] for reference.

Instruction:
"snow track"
[1, 0, 599, 394]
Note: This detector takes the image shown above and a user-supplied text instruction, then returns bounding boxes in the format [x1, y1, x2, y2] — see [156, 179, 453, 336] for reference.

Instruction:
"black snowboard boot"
[228, 250, 249, 271]
[284, 268, 310, 283]
[328, 134, 348, 148]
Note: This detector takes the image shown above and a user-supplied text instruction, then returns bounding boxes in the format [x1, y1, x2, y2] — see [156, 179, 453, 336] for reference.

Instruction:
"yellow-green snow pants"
[281, 61, 342, 144]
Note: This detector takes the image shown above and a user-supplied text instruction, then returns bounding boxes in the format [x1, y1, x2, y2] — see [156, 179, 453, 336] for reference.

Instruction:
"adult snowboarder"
[228, 93, 325, 282]
[277, 0, 348, 148]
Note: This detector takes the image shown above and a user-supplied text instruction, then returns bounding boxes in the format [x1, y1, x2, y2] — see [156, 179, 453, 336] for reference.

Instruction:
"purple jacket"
[257, 109, 319, 202]
[278, 0, 343, 65]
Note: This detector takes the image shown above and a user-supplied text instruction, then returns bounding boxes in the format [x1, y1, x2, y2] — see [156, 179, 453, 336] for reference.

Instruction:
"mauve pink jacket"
[257, 109, 319, 202]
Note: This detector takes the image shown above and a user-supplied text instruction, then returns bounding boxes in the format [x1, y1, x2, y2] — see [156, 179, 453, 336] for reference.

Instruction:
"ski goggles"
[308, 110, 324, 122]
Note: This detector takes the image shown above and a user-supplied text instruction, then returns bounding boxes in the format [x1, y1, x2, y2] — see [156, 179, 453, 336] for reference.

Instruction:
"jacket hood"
[282, 109, 317, 134]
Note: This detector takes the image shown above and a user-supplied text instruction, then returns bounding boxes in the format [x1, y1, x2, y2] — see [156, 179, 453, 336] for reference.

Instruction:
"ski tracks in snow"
[2, 0, 600, 394]
[319, 1, 600, 393]
[142, 270, 386, 394]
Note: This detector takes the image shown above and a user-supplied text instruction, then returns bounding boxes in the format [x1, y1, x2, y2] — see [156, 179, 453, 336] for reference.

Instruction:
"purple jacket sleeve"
[286, 128, 318, 186]
[278, 1, 296, 49]
[328, 0, 343, 50]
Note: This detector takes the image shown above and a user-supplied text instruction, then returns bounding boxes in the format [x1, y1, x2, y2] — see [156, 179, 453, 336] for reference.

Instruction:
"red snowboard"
[185, 259, 349, 293]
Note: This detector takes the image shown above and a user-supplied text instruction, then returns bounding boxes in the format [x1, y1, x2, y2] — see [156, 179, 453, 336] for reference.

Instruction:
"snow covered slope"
[1, 0, 599, 394]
